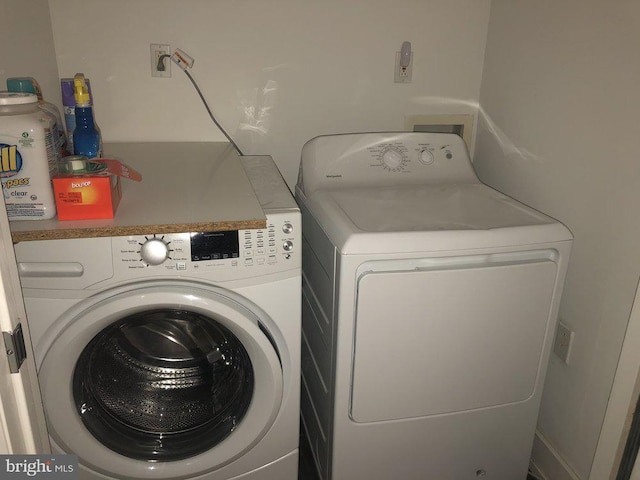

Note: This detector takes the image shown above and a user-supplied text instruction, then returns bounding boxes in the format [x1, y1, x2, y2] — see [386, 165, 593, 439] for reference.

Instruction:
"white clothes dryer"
[14, 156, 301, 480]
[295, 132, 573, 480]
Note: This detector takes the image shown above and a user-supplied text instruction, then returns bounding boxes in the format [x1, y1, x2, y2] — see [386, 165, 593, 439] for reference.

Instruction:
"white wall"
[474, 1, 640, 478]
[0, 1, 60, 103]
[47, 0, 491, 187]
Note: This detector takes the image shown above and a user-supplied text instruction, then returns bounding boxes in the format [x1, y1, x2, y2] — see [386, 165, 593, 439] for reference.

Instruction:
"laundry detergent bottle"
[72, 73, 102, 159]
[7, 77, 68, 157]
[0, 92, 57, 220]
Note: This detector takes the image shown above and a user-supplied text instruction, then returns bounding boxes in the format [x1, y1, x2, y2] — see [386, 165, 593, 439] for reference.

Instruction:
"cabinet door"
[0, 200, 49, 453]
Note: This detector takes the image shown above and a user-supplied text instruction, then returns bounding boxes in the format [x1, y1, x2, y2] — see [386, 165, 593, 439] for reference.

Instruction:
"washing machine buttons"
[139, 237, 171, 266]
[282, 223, 294, 234]
[283, 240, 294, 252]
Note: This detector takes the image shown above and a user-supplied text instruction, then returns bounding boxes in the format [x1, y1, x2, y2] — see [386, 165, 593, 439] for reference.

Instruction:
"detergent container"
[0, 92, 57, 220]
[7, 77, 68, 157]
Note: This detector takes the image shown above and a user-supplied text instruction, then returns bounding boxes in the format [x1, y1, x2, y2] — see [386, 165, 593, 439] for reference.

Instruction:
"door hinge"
[3, 323, 26, 374]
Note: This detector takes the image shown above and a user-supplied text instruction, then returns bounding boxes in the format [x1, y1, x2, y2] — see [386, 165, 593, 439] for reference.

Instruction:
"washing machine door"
[38, 281, 284, 480]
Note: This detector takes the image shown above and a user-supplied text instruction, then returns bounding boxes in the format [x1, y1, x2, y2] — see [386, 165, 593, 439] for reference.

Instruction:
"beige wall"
[0, 1, 59, 103]
[46, 0, 491, 187]
[474, 1, 640, 478]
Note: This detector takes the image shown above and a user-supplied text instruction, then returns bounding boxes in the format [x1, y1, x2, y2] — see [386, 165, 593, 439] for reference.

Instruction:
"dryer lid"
[296, 131, 572, 254]
[303, 183, 572, 254]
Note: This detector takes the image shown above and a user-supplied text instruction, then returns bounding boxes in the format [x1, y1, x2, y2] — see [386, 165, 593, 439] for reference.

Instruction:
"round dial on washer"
[419, 149, 435, 165]
[381, 148, 405, 170]
[282, 223, 294, 234]
[140, 237, 170, 266]
[283, 240, 294, 252]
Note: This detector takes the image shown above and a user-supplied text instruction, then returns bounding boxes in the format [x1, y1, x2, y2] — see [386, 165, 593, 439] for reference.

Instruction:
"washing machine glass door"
[38, 281, 284, 479]
[73, 308, 254, 461]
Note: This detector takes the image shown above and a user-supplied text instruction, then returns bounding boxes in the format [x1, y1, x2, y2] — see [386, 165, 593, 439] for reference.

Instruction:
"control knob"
[419, 149, 435, 165]
[140, 237, 170, 266]
[381, 148, 405, 170]
[282, 223, 294, 234]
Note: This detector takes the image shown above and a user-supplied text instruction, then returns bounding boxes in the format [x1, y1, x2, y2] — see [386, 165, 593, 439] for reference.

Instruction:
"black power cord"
[181, 68, 244, 156]
[158, 51, 243, 156]
[157, 53, 170, 72]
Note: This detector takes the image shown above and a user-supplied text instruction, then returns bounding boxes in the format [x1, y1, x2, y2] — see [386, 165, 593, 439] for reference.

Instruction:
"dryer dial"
[381, 148, 406, 171]
[139, 237, 171, 266]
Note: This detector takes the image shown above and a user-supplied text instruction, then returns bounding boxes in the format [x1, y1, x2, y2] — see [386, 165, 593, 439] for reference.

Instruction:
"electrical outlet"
[394, 50, 413, 83]
[150, 44, 171, 78]
[553, 322, 574, 364]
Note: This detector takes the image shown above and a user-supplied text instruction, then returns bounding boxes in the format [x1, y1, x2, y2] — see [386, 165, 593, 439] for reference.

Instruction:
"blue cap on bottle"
[7, 77, 37, 95]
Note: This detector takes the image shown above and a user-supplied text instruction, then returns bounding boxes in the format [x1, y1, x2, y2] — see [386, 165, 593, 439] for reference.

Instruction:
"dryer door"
[350, 250, 559, 423]
[38, 281, 284, 480]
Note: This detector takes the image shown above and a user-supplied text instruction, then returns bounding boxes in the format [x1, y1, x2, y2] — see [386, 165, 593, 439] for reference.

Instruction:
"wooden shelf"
[10, 142, 267, 243]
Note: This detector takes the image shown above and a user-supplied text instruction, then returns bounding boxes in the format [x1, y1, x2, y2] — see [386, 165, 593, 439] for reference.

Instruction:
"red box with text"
[53, 174, 121, 220]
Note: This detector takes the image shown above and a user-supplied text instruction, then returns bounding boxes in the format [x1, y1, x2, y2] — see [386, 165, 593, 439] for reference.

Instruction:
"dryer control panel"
[297, 132, 479, 197]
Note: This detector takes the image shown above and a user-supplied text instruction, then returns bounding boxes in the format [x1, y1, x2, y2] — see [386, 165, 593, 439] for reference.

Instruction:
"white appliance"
[14, 156, 301, 480]
[295, 132, 573, 480]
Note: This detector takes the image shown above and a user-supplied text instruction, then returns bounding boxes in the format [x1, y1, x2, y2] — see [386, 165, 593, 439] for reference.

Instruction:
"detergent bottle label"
[0, 110, 58, 220]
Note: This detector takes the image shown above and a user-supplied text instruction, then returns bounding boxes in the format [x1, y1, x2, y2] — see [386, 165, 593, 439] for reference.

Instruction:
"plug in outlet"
[151, 44, 171, 78]
[171, 48, 195, 71]
[553, 322, 574, 364]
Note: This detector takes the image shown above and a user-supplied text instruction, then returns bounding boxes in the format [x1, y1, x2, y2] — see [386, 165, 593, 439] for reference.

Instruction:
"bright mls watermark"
[0, 456, 77, 479]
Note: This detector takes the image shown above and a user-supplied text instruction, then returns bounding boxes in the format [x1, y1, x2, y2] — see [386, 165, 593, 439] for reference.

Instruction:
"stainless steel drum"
[73, 309, 254, 461]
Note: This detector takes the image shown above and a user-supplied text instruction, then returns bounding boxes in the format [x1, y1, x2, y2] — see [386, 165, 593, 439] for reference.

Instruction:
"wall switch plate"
[553, 321, 574, 364]
[150, 43, 171, 78]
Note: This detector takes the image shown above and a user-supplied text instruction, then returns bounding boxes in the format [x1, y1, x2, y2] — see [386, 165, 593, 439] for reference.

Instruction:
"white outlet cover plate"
[553, 322, 573, 363]
[394, 51, 412, 83]
[151, 43, 171, 78]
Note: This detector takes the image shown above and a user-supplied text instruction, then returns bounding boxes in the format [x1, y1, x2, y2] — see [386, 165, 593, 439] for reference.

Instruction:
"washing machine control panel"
[111, 211, 300, 280]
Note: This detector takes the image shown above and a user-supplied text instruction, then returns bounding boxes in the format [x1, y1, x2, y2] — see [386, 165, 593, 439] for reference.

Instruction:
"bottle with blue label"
[0, 92, 57, 220]
[60, 79, 76, 154]
[72, 73, 102, 159]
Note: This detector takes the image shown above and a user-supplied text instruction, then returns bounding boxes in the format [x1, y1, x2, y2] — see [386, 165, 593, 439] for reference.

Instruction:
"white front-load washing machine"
[295, 132, 573, 480]
[14, 156, 300, 480]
